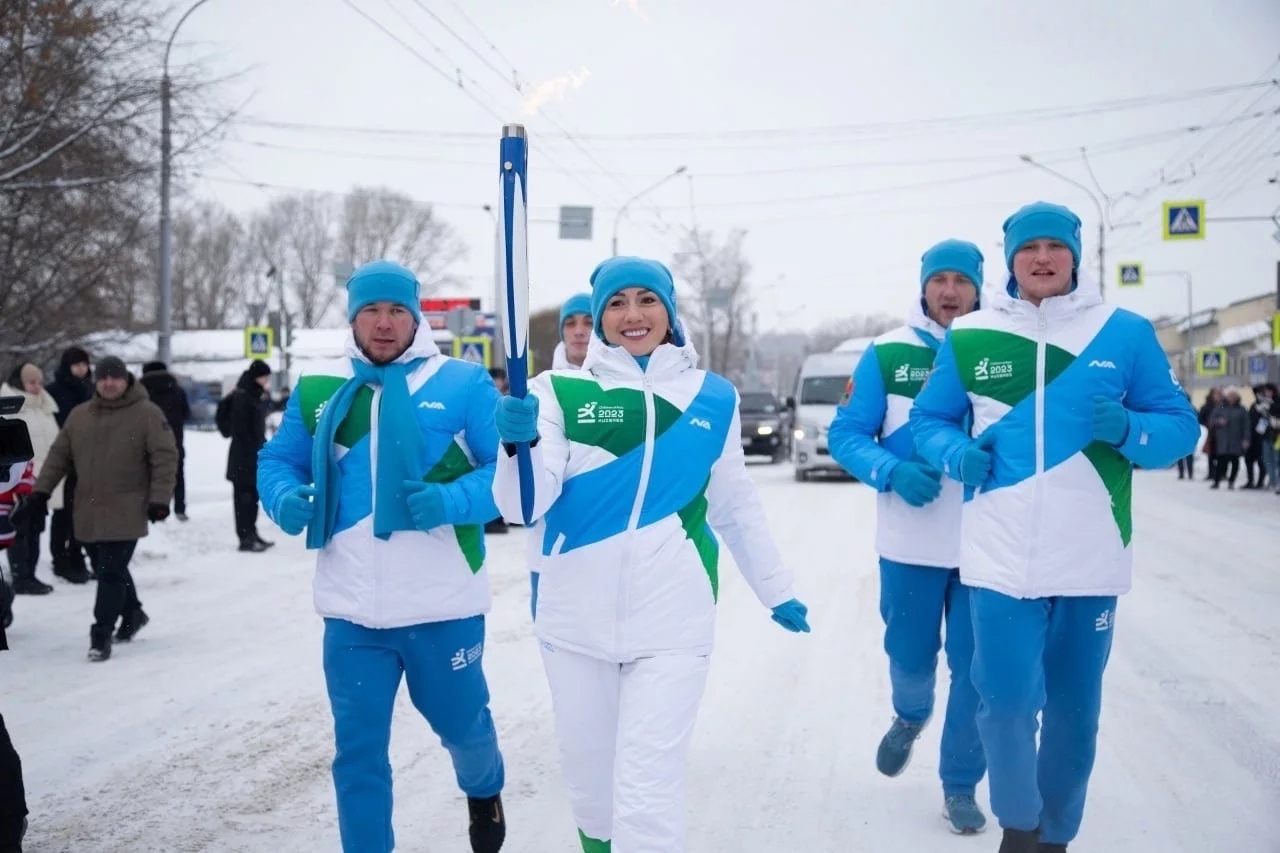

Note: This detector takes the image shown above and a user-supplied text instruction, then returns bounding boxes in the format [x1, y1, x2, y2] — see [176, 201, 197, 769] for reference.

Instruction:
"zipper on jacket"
[617, 375, 658, 653]
[1026, 309, 1048, 593]
[369, 384, 383, 625]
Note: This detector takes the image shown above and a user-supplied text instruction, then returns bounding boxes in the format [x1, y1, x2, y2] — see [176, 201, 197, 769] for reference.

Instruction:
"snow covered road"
[3, 432, 1277, 852]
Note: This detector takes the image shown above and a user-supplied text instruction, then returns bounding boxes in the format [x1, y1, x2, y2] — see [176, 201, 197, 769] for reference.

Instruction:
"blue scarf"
[306, 357, 425, 549]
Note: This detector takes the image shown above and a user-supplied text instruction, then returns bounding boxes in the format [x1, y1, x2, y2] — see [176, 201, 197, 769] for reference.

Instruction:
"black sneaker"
[116, 608, 149, 642]
[88, 626, 112, 662]
[253, 534, 275, 549]
[238, 539, 269, 553]
[998, 828, 1040, 853]
[467, 794, 505, 853]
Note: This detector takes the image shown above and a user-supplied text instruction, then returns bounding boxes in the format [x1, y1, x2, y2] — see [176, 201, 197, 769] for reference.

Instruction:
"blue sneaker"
[943, 794, 987, 834]
[875, 716, 929, 777]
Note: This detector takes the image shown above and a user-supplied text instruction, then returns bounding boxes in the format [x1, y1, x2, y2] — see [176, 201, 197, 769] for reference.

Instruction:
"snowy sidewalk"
[2, 435, 1276, 851]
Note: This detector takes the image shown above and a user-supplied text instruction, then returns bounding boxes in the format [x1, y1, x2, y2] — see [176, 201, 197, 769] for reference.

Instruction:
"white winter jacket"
[827, 300, 963, 568]
[494, 334, 796, 663]
[258, 325, 503, 629]
[911, 274, 1200, 599]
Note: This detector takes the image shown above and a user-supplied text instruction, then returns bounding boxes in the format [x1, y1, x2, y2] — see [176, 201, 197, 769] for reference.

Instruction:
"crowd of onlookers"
[1178, 383, 1279, 493]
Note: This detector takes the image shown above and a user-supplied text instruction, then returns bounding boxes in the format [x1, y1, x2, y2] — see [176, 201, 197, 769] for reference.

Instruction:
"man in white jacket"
[827, 239, 988, 834]
[910, 202, 1200, 853]
[257, 260, 508, 853]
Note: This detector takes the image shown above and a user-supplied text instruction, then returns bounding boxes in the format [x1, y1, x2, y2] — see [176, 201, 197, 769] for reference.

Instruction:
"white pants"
[540, 641, 711, 853]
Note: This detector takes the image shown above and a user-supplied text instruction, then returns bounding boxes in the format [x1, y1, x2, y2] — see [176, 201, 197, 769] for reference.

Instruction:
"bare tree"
[247, 192, 339, 327]
[338, 186, 467, 294]
[0, 0, 231, 351]
[669, 228, 753, 377]
[169, 201, 253, 329]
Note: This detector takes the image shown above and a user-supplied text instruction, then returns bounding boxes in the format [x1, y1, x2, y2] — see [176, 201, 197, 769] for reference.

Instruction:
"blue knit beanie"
[345, 260, 423, 322]
[588, 256, 683, 346]
[920, 239, 984, 291]
[558, 293, 592, 341]
[1001, 202, 1082, 271]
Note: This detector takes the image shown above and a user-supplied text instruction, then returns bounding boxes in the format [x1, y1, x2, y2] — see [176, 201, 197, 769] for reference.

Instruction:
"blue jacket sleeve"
[909, 332, 974, 482]
[441, 368, 502, 526]
[257, 383, 313, 522]
[827, 345, 899, 492]
[1116, 324, 1201, 469]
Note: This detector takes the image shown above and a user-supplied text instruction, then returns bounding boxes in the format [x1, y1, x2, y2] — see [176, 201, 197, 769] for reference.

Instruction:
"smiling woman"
[491, 254, 811, 852]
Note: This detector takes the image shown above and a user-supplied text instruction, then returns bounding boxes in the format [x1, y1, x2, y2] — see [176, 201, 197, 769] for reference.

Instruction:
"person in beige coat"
[15, 356, 178, 661]
[1, 363, 65, 594]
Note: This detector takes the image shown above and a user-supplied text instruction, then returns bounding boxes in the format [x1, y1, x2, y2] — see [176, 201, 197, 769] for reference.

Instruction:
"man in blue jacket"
[828, 239, 988, 834]
[257, 260, 507, 853]
[910, 203, 1200, 853]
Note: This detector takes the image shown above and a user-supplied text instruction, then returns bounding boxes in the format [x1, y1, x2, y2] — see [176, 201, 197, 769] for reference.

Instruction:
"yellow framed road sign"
[244, 326, 273, 359]
[1162, 200, 1205, 241]
[1196, 347, 1227, 377]
[452, 336, 492, 368]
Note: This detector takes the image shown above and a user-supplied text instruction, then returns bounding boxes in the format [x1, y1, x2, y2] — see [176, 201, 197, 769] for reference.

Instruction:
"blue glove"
[770, 598, 811, 633]
[530, 571, 540, 620]
[887, 461, 943, 507]
[1092, 396, 1131, 446]
[403, 480, 458, 532]
[275, 485, 317, 536]
[957, 435, 995, 487]
[495, 395, 539, 444]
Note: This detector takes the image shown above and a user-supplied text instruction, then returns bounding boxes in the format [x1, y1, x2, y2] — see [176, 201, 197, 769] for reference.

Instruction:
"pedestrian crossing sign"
[452, 336, 492, 368]
[244, 326, 273, 358]
[1162, 200, 1205, 241]
[1118, 263, 1143, 287]
[1196, 347, 1227, 377]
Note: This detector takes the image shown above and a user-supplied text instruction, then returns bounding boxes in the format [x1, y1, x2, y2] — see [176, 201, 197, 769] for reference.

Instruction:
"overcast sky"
[177, 0, 1280, 331]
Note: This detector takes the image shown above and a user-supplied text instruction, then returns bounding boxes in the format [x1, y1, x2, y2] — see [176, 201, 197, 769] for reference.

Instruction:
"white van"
[788, 338, 873, 482]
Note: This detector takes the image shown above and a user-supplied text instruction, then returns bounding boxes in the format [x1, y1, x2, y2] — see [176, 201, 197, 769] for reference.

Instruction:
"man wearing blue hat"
[553, 292, 592, 370]
[910, 203, 1199, 853]
[257, 260, 508, 853]
[829, 239, 988, 835]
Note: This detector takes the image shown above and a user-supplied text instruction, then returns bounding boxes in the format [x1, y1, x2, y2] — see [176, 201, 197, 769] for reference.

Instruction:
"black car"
[739, 391, 791, 463]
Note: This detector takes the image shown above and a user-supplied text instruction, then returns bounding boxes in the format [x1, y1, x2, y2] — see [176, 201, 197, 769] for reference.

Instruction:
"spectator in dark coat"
[227, 360, 275, 553]
[139, 361, 192, 519]
[1244, 385, 1270, 489]
[42, 346, 94, 583]
[1209, 387, 1250, 489]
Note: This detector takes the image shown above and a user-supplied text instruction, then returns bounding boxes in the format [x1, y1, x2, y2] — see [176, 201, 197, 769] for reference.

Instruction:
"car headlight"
[794, 423, 817, 440]
[756, 423, 776, 436]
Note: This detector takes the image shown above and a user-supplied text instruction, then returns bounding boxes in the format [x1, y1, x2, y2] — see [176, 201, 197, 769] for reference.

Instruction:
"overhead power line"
[217, 79, 1272, 146]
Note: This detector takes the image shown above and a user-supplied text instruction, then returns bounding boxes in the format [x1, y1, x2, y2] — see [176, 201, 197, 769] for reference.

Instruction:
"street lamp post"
[1018, 154, 1107, 300]
[157, 0, 213, 364]
[612, 165, 687, 256]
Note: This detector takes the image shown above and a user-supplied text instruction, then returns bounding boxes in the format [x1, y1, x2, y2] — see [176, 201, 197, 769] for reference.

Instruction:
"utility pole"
[157, 0, 213, 364]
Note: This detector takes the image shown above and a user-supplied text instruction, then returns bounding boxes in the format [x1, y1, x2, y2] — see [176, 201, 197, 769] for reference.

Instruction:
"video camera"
[0, 395, 34, 468]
